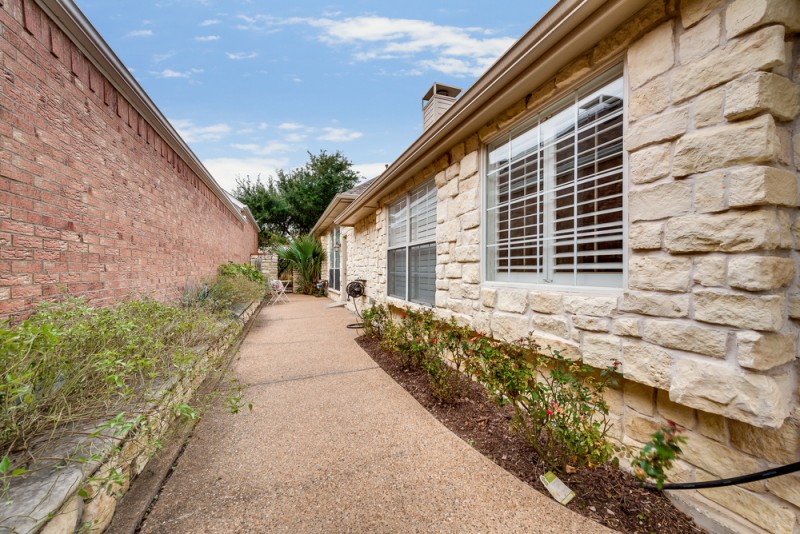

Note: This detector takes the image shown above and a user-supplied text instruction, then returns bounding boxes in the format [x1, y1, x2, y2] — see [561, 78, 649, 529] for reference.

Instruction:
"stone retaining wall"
[338, 0, 800, 531]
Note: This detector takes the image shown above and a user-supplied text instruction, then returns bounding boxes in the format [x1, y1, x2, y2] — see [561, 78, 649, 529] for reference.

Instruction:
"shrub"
[630, 421, 687, 489]
[217, 262, 264, 283]
[207, 273, 265, 310]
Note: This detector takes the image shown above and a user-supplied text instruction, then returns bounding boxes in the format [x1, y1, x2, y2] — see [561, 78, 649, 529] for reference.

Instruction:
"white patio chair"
[269, 279, 290, 305]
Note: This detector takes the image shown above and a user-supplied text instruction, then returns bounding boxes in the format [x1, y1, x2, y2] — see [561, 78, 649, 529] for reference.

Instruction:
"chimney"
[422, 83, 461, 132]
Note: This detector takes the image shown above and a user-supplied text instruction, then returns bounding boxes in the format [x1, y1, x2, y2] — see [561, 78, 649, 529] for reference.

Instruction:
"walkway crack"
[245, 366, 380, 388]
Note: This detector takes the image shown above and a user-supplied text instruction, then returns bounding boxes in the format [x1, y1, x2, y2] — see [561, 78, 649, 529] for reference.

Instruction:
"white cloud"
[284, 133, 306, 142]
[127, 29, 153, 38]
[171, 119, 231, 142]
[318, 127, 362, 142]
[200, 19, 221, 26]
[231, 141, 293, 155]
[242, 14, 515, 78]
[353, 163, 387, 180]
[154, 68, 204, 79]
[195, 35, 220, 42]
[226, 51, 259, 60]
[278, 122, 305, 131]
[204, 157, 290, 194]
[152, 52, 175, 63]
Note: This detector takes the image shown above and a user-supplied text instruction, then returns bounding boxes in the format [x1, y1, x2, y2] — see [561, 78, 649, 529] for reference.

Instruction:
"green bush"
[217, 262, 264, 283]
[207, 273, 265, 310]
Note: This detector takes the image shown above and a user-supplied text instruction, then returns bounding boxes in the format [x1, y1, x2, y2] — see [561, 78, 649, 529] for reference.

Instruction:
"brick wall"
[0, 0, 259, 319]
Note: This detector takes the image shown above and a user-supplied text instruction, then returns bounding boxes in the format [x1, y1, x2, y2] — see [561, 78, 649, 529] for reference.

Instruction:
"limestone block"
[673, 25, 786, 103]
[629, 256, 692, 292]
[673, 115, 780, 177]
[563, 295, 617, 317]
[630, 181, 692, 222]
[679, 13, 721, 64]
[572, 315, 609, 332]
[725, 0, 800, 39]
[440, 220, 459, 243]
[728, 255, 794, 291]
[436, 279, 449, 290]
[794, 132, 800, 170]
[623, 379, 656, 416]
[682, 432, 760, 479]
[629, 222, 663, 250]
[449, 281, 463, 300]
[694, 289, 784, 331]
[642, 319, 727, 358]
[619, 291, 689, 318]
[789, 294, 800, 319]
[725, 72, 800, 122]
[612, 317, 641, 337]
[730, 417, 800, 464]
[698, 485, 796, 534]
[728, 166, 798, 208]
[445, 161, 460, 181]
[473, 310, 492, 335]
[630, 78, 670, 121]
[694, 171, 726, 213]
[81, 489, 116, 533]
[665, 210, 792, 253]
[435, 290, 448, 307]
[480, 288, 496, 308]
[456, 228, 479, 247]
[460, 151, 479, 178]
[445, 262, 462, 279]
[434, 170, 447, 188]
[40, 495, 83, 534]
[657, 389, 696, 428]
[490, 312, 530, 343]
[535, 334, 581, 361]
[462, 283, 480, 300]
[460, 209, 480, 230]
[496, 288, 528, 313]
[628, 21, 674, 90]
[766, 472, 800, 508]
[737, 331, 797, 370]
[694, 88, 724, 127]
[628, 142, 672, 184]
[438, 178, 458, 200]
[625, 107, 689, 152]
[462, 263, 480, 284]
[670, 359, 792, 428]
[622, 341, 673, 389]
[529, 292, 563, 314]
[625, 413, 662, 443]
[532, 314, 570, 339]
[696, 410, 727, 442]
[680, 0, 725, 28]
[454, 245, 479, 263]
[693, 256, 726, 287]
[582, 333, 621, 369]
[459, 173, 479, 192]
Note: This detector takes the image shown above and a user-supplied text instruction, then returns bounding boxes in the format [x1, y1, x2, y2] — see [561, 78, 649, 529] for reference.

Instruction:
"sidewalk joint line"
[245, 366, 380, 388]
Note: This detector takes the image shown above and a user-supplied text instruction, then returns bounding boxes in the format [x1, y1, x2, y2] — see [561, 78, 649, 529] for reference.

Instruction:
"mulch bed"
[357, 335, 703, 534]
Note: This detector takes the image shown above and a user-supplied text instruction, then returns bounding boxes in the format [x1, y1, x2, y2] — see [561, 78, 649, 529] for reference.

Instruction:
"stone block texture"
[0, 0, 258, 320]
[332, 0, 800, 530]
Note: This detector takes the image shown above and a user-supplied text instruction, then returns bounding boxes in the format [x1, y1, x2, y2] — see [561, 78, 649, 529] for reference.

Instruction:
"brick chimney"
[422, 83, 461, 132]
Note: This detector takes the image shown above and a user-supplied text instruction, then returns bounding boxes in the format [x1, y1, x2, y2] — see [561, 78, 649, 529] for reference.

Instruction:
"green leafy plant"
[630, 421, 687, 489]
[275, 234, 326, 294]
[217, 262, 264, 283]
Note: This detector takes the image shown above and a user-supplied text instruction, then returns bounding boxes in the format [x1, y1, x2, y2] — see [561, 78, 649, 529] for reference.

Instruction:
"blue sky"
[74, 1, 555, 193]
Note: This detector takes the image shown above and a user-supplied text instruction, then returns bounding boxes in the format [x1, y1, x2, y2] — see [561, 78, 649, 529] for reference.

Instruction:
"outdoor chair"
[268, 279, 290, 305]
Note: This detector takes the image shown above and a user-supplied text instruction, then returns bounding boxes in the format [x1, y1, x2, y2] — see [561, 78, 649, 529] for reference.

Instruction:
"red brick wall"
[0, 0, 259, 319]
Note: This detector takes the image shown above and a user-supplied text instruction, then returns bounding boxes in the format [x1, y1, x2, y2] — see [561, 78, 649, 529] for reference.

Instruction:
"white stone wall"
[340, 0, 800, 530]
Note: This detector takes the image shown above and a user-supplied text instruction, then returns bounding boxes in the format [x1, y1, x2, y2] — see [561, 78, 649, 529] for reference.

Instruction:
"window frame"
[328, 226, 341, 292]
[482, 64, 628, 293]
[387, 180, 437, 306]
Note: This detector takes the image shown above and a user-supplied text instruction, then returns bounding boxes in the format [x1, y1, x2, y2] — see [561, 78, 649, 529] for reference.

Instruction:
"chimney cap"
[422, 83, 461, 105]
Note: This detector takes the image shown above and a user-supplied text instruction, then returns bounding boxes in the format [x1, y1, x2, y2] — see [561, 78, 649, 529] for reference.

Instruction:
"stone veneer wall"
[337, 0, 800, 531]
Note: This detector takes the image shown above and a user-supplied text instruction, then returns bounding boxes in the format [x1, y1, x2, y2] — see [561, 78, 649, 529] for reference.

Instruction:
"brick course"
[0, 0, 258, 319]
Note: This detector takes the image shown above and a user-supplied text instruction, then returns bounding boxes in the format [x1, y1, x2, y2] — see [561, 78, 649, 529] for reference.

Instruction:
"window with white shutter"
[387, 181, 437, 305]
[486, 67, 625, 288]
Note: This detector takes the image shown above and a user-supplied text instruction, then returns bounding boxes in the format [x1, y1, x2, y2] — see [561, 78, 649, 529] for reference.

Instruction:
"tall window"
[329, 226, 341, 291]
[486, 67, 624, 288]
[388, 181, 436, 305]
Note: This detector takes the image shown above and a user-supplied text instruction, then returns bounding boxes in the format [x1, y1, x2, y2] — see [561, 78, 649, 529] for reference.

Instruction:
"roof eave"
[310, 193, 359, 236]
[337, 0, 648, 226]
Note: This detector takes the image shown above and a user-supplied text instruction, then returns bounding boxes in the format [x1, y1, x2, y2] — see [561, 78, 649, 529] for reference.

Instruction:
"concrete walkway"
[139, 295, 612, 533]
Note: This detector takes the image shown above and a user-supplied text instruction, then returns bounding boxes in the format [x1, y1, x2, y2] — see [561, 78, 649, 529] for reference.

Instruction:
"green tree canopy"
[233, 150, 361, 246]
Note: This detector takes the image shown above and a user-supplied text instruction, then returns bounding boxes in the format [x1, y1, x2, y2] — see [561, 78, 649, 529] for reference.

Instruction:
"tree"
[275, 234, 326, 294]
[233, 150, 361, 245]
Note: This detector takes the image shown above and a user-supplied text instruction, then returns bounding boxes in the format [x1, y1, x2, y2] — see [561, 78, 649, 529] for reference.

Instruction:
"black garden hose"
[644, 460, 800, 490]
[345, 280, 366, 329]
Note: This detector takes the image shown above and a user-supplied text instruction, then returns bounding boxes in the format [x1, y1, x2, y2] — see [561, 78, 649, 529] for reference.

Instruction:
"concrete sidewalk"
[139, 295, 612, 533]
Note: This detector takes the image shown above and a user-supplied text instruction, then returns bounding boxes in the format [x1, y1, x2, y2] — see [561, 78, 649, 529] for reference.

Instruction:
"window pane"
[387, 248, 406, 299]
[410, 182, 437, 243]
[409, 243, 435, 305]
[388, 198, 407, 247]
[486, 69, 624, 287]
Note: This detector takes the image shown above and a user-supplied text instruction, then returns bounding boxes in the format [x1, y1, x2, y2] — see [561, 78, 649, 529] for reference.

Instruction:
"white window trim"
[481, 63, 628, 293]
[329, 226, 341, 291]
[387, 180, 437, 305]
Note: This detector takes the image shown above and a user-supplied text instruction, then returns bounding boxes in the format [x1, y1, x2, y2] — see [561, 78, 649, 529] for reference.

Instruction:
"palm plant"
[275, 234, 326, 294]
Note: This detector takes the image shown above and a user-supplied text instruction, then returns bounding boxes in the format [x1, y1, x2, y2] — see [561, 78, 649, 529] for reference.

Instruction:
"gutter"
[34, 0, 256, 230]
[335, 0, 649, 227]
[310, 193, 359, 236]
